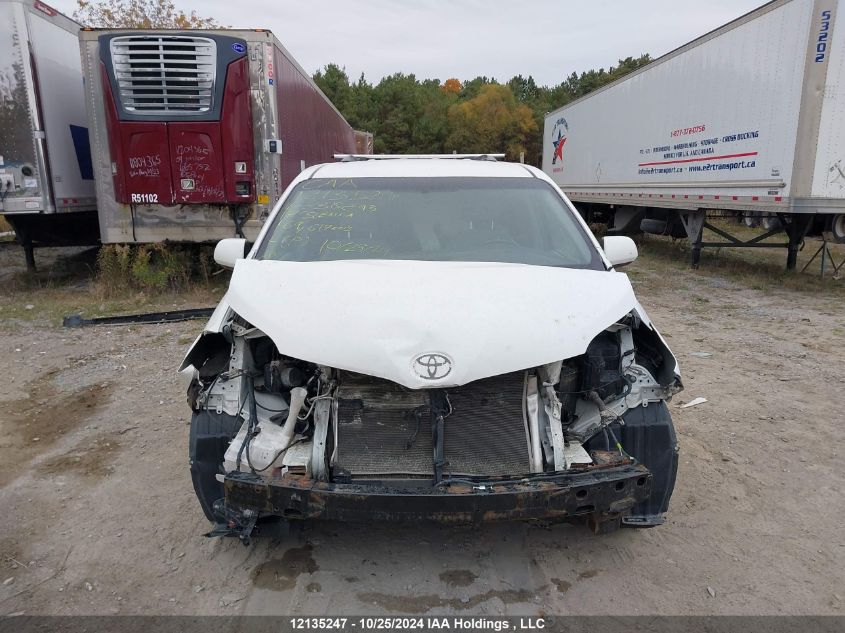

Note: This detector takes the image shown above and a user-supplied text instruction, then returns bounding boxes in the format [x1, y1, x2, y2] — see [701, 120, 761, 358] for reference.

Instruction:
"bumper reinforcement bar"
[222, 463, 653, 526]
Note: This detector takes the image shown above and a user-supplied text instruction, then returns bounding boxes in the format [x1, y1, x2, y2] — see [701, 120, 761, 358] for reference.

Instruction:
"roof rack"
[333, 154, 506, 162]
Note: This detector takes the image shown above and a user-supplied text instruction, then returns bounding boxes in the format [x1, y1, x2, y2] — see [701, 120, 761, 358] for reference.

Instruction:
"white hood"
[216, 259, 643, 389]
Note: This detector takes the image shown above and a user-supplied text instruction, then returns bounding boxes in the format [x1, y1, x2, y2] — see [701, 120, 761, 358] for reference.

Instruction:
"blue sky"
[49, 0, 766, 86]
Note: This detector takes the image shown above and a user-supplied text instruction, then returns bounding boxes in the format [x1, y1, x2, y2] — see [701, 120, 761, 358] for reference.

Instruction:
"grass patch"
[96, 243, 215, 296]
[632, 225, 845, 299]
[0, 288, 223, 327]
[0, 244, 228, 328]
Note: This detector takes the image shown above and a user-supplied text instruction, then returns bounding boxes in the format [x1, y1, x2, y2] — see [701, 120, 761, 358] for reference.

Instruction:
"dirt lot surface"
[0, 241, 843, 616]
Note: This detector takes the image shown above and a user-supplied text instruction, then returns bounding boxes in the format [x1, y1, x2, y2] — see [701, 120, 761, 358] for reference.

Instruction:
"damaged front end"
[185, 309, 681, 541]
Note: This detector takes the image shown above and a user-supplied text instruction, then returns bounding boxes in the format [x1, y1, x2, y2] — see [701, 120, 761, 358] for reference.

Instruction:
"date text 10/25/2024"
[290, 618, 547, 631]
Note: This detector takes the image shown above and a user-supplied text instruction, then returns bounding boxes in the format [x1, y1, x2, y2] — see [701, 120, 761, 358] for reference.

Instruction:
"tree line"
[313, 56, 652, 166]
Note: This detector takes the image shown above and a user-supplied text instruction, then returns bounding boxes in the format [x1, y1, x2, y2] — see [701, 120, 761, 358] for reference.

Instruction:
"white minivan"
[181, 155, 681, 542]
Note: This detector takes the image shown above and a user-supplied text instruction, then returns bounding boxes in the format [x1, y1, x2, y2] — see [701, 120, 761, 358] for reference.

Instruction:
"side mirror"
[214, 238, 248, 269]
[602, 236, 638, 268]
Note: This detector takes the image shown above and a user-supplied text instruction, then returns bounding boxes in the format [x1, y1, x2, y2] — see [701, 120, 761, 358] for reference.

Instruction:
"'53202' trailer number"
[130, 193, 159, 203]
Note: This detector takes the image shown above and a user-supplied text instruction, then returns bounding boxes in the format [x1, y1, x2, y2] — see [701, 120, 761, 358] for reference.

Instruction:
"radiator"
[335, 370, 530, 478]
[442, 371, 530, 476]
[336, 372, 432, 476]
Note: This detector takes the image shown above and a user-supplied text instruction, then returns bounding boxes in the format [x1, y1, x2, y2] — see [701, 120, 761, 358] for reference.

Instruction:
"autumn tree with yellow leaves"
[445, 85, 537, 161]
[315, 56, 651, 166]
[441, 78, 461, 95]
[73, 0, 220, 28]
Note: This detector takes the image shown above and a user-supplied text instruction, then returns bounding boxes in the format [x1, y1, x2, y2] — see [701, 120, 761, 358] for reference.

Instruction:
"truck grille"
[110, 35, 216, 114]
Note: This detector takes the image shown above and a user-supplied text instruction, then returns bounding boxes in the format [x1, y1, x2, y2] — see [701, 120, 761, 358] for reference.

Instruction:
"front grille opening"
[110, 35, 216, 114]
[334, 370, 530, 478]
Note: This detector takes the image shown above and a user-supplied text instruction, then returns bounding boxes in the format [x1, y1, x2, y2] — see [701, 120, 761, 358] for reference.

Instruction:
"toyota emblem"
[412, 353, 453, 381]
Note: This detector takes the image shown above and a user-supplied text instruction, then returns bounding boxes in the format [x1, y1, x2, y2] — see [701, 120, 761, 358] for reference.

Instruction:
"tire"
[743, 212, 760, 228]
[832, 214, 845, 244]
[640, 217, 688, 239]
[189, 410, 242, 522]
[761, 215, 781, 231]
[640, 218, 668, 235]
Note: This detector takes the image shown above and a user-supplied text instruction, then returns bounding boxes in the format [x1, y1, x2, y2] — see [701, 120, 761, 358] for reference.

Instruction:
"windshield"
[256, 177, 603, 270]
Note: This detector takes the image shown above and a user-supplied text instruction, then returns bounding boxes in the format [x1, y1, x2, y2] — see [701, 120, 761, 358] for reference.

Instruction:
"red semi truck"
[79, 28, 370, 243]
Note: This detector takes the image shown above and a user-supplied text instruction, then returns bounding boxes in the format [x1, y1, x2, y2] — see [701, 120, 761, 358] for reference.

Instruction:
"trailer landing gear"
[801, 233, 845, 277]
[22, 236, 36, 273]
[679, 210, 812, 271]
[783, 214, 813, 271]
[7, 216, 37, 272]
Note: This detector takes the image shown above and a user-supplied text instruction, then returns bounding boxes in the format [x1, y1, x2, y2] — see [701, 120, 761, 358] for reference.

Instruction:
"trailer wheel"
[761, 215, 781, 231]
[832, 214, 845, 244]
[743, 212, 760, 228]
[640, 217, 687, 239]
[189, 410, 242, 522]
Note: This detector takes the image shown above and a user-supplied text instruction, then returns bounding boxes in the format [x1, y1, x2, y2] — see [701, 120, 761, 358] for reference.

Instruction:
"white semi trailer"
[542, 0, 845, 268]
[0, 0, 98, 269]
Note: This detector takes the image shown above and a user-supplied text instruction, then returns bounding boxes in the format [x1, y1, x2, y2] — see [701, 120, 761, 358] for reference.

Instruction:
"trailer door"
[168, 123, 226, 203]
[121, 122, 173, 204]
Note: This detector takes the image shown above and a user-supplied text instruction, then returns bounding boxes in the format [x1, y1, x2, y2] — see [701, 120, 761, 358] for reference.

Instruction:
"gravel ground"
[0, 245, 843, 616]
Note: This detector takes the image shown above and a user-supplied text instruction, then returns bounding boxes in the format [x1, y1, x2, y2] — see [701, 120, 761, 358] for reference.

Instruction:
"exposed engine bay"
[186, 309, 680, 538]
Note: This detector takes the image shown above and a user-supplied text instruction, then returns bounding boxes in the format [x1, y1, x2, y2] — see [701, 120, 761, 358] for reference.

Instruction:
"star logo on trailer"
[551, 117, 569, 165]
[412, 353, 453, 381]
